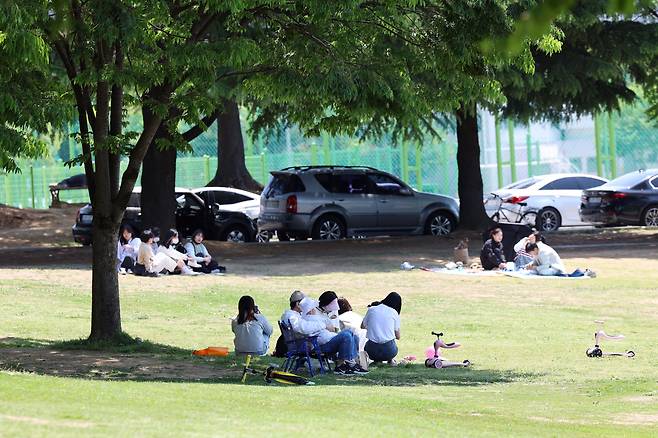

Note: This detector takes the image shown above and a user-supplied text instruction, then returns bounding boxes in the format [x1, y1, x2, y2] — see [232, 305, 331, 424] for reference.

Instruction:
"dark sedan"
[579, 169, 658, 227]
[72, 187, 261, 245]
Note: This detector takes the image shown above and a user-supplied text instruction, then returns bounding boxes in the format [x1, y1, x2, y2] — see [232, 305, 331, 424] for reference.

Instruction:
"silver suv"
[258, 166, 459, 240]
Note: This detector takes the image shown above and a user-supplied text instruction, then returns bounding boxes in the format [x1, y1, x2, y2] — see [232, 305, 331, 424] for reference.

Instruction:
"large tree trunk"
[89, 217, 122, 339]
[207, 99, 262, 191]
[141, 127, 177, 232]
[456, 103, 490, 230]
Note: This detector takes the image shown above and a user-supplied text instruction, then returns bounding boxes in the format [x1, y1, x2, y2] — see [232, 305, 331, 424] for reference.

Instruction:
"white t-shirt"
[304, 313, 336, 345]
[536, 242, 565, 273]
[362, 304, 400, 344]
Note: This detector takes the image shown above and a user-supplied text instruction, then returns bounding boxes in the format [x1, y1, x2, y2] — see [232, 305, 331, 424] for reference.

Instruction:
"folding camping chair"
[278, 320, 332, 376]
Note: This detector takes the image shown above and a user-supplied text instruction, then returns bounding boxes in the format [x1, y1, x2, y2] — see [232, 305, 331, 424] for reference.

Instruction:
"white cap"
[299, 297, 319, 316]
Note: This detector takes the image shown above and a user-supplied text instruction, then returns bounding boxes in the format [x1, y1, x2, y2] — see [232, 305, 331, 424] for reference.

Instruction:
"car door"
[321, 172, 378, 231]
[538, 177, 587, 225]
[174, 193, 205, 237]
[367, 172, 419, 230]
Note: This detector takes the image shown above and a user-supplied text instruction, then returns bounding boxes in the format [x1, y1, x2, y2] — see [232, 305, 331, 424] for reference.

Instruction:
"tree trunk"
[456, 103, 490, 230]
[207, 99, 262, 191]
[89, 217, 122, 339]
[140, 126, 177, 233]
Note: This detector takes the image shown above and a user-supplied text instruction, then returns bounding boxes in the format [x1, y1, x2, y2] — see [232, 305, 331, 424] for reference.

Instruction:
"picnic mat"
[420, 267, 500, 276]
[502, 271, 592, 280]
[420, 267, 592, 280]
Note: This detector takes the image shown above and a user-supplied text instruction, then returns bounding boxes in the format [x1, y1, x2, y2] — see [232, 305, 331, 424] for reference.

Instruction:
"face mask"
[171, 238, 179, 245]
[324, 299, 340, 313]
[153, 237, 160, 243]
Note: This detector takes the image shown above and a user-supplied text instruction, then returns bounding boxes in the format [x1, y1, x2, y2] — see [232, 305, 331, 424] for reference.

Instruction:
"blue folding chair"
[278, 320, 332, 376]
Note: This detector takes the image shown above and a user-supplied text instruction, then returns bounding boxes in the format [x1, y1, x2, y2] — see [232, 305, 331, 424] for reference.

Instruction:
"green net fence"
[1, 103, 657, 209]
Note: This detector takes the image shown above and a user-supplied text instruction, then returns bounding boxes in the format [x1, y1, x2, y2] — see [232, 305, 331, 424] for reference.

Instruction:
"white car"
[191, 187, 261, 220]
[484, 174, 608, 232]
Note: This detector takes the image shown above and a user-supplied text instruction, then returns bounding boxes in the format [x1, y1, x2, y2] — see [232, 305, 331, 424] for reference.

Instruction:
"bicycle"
[486, 193, 538, 227]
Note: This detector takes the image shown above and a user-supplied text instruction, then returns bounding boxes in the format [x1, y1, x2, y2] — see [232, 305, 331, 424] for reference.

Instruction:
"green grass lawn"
[1, 250, 657, 437]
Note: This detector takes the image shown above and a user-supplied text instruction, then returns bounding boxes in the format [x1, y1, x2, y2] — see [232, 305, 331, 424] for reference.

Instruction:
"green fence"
[2, 101, 657, 209]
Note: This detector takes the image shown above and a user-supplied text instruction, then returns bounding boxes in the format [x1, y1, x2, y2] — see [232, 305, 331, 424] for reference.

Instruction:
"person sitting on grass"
[524, 242, 595, 278]
[232, 295, 273, 356]
[135, 229, 186, 277]
[513, 231, 543, 269]
[361, 292, 401, 365]
[480, 227, 506, 270]
[184, 229, 224, 274]
[117, 224, 141, 273]
[280, 291, 366, 376]
[300, 297, 367, 376]
[158, 229, 197, 275]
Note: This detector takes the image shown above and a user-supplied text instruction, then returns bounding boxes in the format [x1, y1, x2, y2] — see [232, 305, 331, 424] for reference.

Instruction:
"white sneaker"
[119, 268, 127, 275]
[181, 267, 199, 276]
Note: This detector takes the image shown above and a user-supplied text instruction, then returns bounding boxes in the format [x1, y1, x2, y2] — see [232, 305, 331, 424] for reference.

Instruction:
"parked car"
[484, 173, 608, 232]
[580, 169, 658, 227]
[72, 187, 260, 245]
[257, 165, 459, 240]
[192, 187, 261, 220]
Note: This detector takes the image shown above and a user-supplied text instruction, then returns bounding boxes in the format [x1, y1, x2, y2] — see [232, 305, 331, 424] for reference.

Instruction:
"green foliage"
[500, 0, 658, 122]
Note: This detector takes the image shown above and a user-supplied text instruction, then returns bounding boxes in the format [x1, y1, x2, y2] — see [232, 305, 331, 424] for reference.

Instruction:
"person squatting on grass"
[184, 229, 224, 274]
[117, 224, 141, 273]
[362, 292, 402, 364]
[337, 297, 367, 351]
[135, 230, 186, 276]
[232, 295, 273, 356]
[280, 291, 367, 376]
[480, 227, 506, 270]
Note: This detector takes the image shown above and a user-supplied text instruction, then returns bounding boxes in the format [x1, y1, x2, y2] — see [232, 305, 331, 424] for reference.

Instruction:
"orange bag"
[193, 347, 229, 357]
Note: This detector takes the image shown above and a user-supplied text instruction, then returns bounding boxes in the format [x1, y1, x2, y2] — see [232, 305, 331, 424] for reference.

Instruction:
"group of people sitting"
[480, 228, 595, 277]
[231, 290, 403, 376]
[117, 224, 224, 277]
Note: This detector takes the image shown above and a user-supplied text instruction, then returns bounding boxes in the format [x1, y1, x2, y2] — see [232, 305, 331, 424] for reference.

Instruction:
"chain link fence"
[2, 103, 657, 209]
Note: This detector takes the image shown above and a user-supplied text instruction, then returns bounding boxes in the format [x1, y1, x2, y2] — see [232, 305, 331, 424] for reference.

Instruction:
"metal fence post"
[608, 112, 617, 178]
[508, 120, 517, 182]
[260, 151, 267, 182]
[310, 142, 317, 165]
[594, 113, 603, 177]
[41, 165, 47, 209]
[526, 125, 533, 177]
[495, 115, 503, 188]
[415, 143, 423, 190]
[30, 165, 35, 208]
[323, 134, 330, 164]
[401, 141, 409, 182]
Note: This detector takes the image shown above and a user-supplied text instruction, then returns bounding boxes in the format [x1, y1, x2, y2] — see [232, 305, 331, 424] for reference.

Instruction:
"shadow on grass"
[0, 337, 539, 387]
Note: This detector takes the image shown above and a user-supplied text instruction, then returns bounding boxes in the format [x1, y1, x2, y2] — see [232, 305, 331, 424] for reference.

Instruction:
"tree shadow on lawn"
[0, 337, 538, 387]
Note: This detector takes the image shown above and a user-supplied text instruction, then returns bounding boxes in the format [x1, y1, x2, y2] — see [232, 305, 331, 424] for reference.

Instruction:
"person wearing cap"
[301, 297, 366, 375]
[280, 291, 366, 376]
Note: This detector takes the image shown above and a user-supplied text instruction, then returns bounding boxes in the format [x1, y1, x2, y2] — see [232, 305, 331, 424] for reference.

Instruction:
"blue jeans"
[365, 339, 398, 362]
[320, 330, 358, 361]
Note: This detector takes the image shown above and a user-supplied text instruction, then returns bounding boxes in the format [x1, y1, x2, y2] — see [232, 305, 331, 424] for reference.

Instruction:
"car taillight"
[286, 195, 297, 213]
[611, 192, 627, 199]
[504, 195, 529, 204]
[76, 208, 81, 223]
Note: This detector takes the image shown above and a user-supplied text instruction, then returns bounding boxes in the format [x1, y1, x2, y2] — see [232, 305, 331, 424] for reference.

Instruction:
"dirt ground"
[0, 340, 237, 382]
[1, 203, 658, 272]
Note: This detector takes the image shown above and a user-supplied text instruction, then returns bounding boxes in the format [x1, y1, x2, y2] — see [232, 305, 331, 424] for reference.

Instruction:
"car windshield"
[600, 171, 657, 189]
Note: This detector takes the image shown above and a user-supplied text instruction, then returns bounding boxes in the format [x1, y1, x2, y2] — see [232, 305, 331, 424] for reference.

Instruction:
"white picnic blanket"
[421, 267, 500, 277]
[502, 271, 591, 280]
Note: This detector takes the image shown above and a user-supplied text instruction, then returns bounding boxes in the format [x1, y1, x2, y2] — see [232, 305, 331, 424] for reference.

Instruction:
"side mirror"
[399, 187, 413, 196]
[211, 203, 220, 215]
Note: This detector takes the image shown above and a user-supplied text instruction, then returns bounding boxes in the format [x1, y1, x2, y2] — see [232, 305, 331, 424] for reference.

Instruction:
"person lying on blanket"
[524, 243, 596, 278]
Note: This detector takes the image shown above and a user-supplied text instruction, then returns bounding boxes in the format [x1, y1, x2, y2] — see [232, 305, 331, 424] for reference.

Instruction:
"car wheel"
[223, 226, 248, 243]
[425, 211, 455, 236]
[537, 208, 561, 232]
[256, 230, 271, 243]
[642, 206, 658, 227]
[312, 215, 346, 240]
